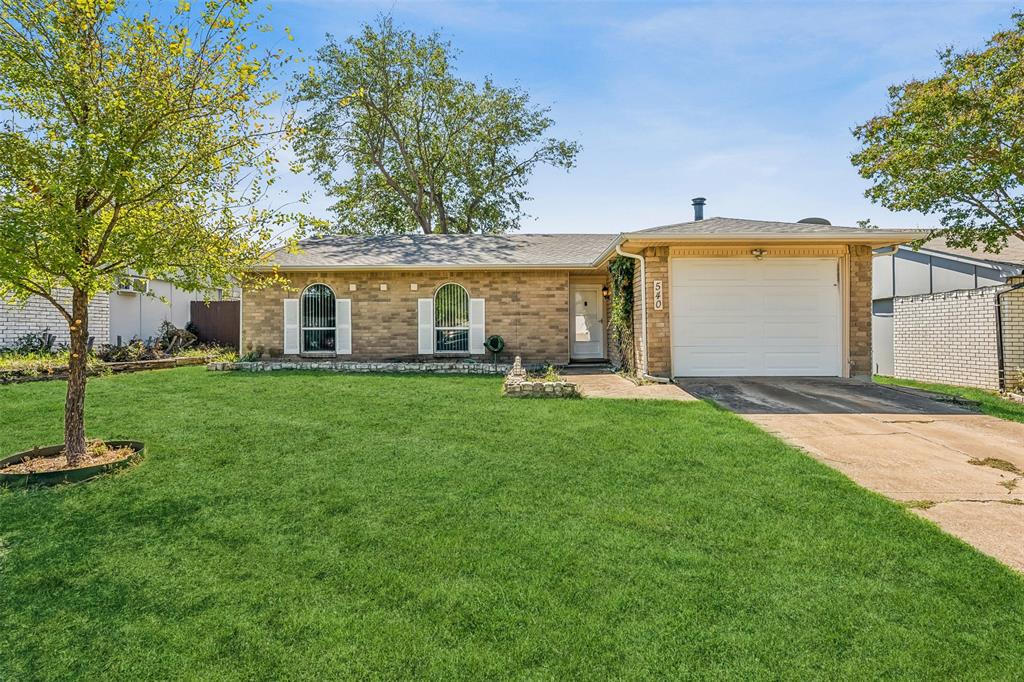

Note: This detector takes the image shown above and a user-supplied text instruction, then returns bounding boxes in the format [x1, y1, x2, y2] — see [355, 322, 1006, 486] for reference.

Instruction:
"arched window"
[434, 283, 470, 353]
[301, 284, 335, 352]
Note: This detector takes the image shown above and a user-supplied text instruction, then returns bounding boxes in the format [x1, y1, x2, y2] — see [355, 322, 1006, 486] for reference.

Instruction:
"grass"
[875, 375, 1024, 424]
[1, 368, 1023, 680]
[0, 349, 104, 374]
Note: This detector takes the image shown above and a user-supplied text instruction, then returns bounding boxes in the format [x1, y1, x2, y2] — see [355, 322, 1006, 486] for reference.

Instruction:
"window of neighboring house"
[301, 283, 336, 352]
[434, 282, 470, 353]
[115, 276, 148, 295]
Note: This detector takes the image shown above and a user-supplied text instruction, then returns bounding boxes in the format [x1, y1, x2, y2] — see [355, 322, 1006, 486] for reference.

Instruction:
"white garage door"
[671, 258, 842, 377]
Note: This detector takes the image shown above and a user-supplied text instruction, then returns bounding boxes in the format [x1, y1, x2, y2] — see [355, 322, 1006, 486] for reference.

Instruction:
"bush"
[4, 329, 58, 354]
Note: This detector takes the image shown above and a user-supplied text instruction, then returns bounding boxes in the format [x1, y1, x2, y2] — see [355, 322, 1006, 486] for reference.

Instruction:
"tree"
[0, 0, 299, 465]
[851, 12, 1024, 252]
[292, 16, 580, 235]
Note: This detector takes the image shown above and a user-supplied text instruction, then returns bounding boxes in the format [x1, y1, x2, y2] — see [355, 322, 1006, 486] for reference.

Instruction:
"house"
[241, 201, 925, 379]
[0, 290, 110, 350]
[872, 237, 1024, 386]
[0, 276, 239, 351]
[108, 275, 239, 345]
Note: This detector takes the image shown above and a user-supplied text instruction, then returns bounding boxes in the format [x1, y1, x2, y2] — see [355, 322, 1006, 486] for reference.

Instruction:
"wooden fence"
[189, 300, 239, 348]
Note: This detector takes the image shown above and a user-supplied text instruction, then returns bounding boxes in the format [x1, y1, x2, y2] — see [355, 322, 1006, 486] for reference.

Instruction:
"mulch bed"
[0, 440, 135, 475]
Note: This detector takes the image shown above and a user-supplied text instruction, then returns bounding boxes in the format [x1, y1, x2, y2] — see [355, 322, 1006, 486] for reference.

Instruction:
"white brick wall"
[893, 287, 1002, 389]
[1000, 278, 1024, 389]
[0, 289, 111, 350]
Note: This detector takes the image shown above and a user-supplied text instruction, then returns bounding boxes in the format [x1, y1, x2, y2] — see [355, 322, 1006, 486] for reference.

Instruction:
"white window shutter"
[283, 299, 299, 354]
[335, 298, 352, 355]
[417, 298, 434, 354]
[469, 298, 485, 354]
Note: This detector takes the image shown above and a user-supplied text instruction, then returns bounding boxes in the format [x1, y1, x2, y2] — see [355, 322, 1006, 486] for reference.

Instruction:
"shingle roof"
[260, 218, 926, 270]
[917, 236, 1024, 267]
[631, 216, 909, 238]
[265, 233, 619, 269]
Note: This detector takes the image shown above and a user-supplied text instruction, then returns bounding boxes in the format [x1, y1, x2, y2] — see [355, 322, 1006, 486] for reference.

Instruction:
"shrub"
[608, 256, 635, 374]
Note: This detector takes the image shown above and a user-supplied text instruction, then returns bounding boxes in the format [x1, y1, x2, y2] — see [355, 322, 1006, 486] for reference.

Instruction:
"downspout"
[615, 244, 669, 383]
[995, 279, 1024, 391]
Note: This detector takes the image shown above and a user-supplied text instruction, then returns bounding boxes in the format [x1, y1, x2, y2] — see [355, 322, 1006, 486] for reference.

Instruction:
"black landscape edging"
[0, 441, 144, 487]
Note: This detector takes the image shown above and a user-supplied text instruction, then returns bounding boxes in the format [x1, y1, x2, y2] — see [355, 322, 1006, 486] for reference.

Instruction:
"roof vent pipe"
[692, 197, 706, 221]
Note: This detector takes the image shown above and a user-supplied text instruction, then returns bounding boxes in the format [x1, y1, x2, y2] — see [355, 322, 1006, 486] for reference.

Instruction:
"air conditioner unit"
[115, 276, 148, 295]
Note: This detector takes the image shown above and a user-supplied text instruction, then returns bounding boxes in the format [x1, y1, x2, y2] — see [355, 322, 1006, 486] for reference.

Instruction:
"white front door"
[670, 257, 842, 377]
[571, 285, 605, 360]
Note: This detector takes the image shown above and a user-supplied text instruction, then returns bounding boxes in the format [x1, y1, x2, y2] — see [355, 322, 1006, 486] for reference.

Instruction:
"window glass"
[435, 283, 469, 352]
[302, 284, 336, 352]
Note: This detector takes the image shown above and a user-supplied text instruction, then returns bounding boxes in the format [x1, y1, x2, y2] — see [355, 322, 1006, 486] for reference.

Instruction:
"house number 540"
[653, 280, 663, 311]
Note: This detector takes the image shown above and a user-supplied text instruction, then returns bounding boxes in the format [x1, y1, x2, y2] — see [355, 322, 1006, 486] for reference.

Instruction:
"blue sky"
[271, 0, 1017, 233]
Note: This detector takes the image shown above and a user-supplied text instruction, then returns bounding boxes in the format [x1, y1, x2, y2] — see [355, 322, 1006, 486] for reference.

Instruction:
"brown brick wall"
[848, 245, 873, 377]
[243, 270, 572, 365]
[626, 244, 875, 378]
[641, 247, 672, 377]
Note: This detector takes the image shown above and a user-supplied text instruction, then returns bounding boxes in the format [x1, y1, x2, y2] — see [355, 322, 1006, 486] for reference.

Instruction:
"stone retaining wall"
[502, 379, 579, 398]
[501, 355, 579, 397]
[208, 360, 513, 374]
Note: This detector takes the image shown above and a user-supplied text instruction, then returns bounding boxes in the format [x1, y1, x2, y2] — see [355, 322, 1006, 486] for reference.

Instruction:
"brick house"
[242, 206, 924, 379]
[0, 289, 110, 350]
[873, 237, 1024, 389]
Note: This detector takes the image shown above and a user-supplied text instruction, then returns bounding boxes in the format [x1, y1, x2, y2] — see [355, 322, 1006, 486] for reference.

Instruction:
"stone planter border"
[502, 355, 580, 398]
[208, 360, 515, 375]
[503, 379, 580, 398]
[0, 440, 144, 488]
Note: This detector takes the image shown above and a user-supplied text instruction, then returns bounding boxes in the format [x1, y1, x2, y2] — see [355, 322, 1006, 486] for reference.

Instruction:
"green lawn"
[875, 375, 1024, 424]
[2, 368, 1023, 680]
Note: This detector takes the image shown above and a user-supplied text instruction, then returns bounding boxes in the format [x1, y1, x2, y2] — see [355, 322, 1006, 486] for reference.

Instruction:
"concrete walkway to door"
[562, 367, 697, 401]
[679, 377, 1024, 573]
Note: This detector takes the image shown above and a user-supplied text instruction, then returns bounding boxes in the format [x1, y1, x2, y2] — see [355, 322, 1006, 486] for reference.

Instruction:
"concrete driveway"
[678, 377, 1024, 572]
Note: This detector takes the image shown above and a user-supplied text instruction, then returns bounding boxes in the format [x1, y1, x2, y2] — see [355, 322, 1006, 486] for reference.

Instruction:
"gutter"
[249, 262, 608, 272]
[620, 230, 930, 247]
[614, 244, 669, 384]
[995, 279, 1024, 390]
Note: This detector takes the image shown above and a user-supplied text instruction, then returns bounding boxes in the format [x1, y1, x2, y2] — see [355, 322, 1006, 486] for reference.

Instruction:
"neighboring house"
[872, 238, 1024, 379]
[0, 289, 110, 350]
[242, 202, 923, 379]
[108, 276, 239, 345]
[0, 277, 239, 351]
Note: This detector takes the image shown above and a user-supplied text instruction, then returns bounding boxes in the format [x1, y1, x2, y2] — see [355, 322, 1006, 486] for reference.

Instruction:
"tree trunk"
[64, 289, 90, 466]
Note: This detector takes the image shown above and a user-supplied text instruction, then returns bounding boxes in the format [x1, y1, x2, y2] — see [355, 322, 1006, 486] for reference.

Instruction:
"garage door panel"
[676, 288, 761, 316]
[680, 260, 754, 283]
[678, 319, 749, 345]
[675, 348, 755, 376]
[763, 351, 836, 373]
[670, 258, 841, 377]
[759, 288, 837, 314]
[761, 259, 836, 282]
[761, 320, 839, 346]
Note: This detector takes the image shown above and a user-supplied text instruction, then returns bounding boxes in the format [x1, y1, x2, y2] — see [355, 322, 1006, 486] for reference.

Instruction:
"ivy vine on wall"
[608, 256, 636, 374]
